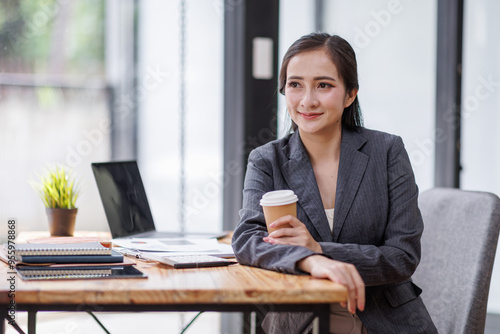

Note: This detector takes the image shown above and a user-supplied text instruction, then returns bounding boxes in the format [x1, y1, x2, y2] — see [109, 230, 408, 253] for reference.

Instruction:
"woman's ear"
[344, 88, 358, 108]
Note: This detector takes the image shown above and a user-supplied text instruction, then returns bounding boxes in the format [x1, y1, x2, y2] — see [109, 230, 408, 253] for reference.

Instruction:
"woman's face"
[285, 49, 356, 137]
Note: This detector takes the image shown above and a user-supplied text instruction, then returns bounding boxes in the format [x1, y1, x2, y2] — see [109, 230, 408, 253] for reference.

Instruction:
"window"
[0, 0, 109, 234]
[137, 0, 224, 235]
[1, 0, 224, 331]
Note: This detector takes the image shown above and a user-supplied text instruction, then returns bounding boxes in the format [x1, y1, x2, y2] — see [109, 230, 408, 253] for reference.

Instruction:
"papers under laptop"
[111, 238, 235, 259]
[91, 161, 232, 258]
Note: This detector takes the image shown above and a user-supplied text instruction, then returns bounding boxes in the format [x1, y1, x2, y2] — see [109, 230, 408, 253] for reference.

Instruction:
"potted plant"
[30, 165, 81, 236]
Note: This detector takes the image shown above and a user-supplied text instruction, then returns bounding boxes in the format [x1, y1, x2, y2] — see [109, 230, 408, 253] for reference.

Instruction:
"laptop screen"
[91, 161, 156, 238]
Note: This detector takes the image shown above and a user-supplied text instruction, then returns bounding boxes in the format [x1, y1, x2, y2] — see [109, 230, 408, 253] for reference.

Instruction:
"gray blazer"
[232, 127, 438, 334]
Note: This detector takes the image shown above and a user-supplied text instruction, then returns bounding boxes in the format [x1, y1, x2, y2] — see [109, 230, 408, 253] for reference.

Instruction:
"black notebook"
[15, 265, 147, 280]
[16, 250, 123, 264]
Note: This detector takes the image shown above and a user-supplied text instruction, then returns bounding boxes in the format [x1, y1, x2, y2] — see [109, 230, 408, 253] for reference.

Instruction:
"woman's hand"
[298, 255, 365, 314]
[262, 215, 322, 253]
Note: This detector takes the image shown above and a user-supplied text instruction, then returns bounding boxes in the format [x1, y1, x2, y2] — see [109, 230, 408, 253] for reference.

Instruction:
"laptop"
[91, 161, 227, 240]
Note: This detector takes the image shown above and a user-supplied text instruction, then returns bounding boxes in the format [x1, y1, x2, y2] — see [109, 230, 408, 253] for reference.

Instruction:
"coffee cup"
[260, 190, 298, 234]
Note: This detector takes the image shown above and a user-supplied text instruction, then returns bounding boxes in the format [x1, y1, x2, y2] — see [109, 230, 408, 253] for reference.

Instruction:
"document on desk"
[137, 243, 234, 259]
[112, 238, 221, 252]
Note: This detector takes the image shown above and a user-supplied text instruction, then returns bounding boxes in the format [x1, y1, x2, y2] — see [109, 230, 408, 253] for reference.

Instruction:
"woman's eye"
[287, 82, 300, 88]
[319, 83, 333, 88]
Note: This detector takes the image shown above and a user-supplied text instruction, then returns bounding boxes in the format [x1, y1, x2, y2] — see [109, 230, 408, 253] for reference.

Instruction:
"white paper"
[139, 244, 235, 263]
[112, 238, 221, 252]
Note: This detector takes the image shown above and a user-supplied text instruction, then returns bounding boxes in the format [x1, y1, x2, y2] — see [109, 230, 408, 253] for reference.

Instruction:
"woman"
[231, 32, 437, 334]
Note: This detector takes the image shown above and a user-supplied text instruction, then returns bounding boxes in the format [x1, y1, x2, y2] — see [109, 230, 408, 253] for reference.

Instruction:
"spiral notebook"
[10, 241, 112, 256]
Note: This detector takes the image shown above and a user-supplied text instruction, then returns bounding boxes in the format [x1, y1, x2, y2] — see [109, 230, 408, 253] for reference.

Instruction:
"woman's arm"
[232, 148, 320, 274]
[298, 255, 365, 314]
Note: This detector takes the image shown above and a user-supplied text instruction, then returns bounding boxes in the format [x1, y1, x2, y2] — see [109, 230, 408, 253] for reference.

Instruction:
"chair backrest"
[413, 188, 500, 334]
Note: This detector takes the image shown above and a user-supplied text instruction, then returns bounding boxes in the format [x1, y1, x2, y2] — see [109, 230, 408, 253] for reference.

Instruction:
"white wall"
[322, 0, 437, 192]
[462, 0, 500, 314]
[277, 0, 316, 136]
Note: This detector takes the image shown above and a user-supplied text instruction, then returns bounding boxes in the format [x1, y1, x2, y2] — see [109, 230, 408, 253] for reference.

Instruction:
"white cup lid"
[260, 190, 298, 206]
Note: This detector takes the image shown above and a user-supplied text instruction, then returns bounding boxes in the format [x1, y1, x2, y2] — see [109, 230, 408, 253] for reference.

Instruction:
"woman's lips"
[299, 112, 322, 120]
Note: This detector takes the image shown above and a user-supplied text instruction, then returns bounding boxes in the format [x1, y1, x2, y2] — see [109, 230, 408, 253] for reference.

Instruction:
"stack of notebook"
[1, 241, 146, 280]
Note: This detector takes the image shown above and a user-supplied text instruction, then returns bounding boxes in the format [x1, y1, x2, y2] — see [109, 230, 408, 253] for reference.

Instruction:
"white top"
[325, 208, 335, 231]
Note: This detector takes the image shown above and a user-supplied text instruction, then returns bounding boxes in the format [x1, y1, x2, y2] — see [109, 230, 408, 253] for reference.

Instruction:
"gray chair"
[413, 188, 500, 334]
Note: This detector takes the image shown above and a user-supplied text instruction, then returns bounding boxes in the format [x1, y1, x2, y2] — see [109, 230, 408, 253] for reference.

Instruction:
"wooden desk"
[1, 233, 348, 334]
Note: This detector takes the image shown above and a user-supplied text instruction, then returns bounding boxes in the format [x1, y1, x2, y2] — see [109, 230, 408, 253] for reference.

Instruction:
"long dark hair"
[279, 32, 363, 131]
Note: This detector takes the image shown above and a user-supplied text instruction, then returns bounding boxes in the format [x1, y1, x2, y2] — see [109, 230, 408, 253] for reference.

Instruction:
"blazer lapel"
[333, 128, 369, 242]
[281, 132, 333, 242]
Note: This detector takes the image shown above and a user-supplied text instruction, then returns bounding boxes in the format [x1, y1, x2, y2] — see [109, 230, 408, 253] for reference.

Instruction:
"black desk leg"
[242, 312, 251, 334]
[0, 306, 8, 334]
[242, 311, 265, 334]
[317, 304, 330, 334]
[27, 311, 36, 334]
[255, 310, 266, 334]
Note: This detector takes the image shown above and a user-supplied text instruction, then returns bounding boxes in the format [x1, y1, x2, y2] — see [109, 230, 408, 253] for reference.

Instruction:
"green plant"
[30, 165, 80, 209]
